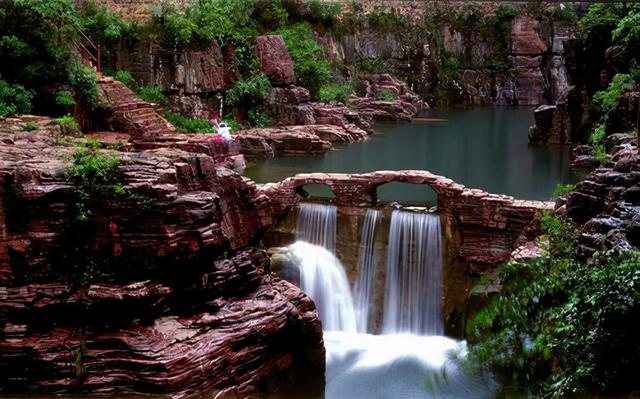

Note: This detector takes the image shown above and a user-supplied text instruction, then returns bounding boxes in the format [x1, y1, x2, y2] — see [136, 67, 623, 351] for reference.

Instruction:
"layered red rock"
[97, 77, 175, 140]
[236, 124, 368, 159]
[0, 120, 324, 397]
[256, 35, 295, 86]
[511, 17, 548, 55]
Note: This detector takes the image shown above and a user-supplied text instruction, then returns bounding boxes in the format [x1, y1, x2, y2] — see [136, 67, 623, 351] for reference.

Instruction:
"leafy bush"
[277, 23, 332, 95]
[367, 7, 405, 31]
[255, 0, 289, 30]
[552, 183, 576, 199]
[589, 124, 608, 162]
[467, 213, 640, 397]
[23, 122, 38, 131]
[248, 108, 271, 128]
[0, 80, 33, 117]
[611, 9, 640, 65]
[137, 86, 169, 106]
[319, 83, 351, 103]
[222, 117, 242, 132]
[375, 90, 396, 102]
[593, 74, 636, 115]
[308, 0, 341, 23]
[64, 143, 120, 222]
[162, 111, 214, 133]
[158, 0, 257, 49]
[225, 73, 271, 107]
[55, 113, 80, 133]
[551, 4, 576, 23]
[55, 90, 76, 107]
[67, 59, 98, 106]
[114, 70, 138, 92]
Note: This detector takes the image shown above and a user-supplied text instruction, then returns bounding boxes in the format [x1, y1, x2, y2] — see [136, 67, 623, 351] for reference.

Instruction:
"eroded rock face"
[236, 124, 368, 159]
[0, 120, 325, 397]
[256, 35, 295, 86]
[560, 145, 640, 258]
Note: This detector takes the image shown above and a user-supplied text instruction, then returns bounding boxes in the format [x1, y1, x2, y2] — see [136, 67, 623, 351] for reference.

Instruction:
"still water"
[245, 107, 578, 203]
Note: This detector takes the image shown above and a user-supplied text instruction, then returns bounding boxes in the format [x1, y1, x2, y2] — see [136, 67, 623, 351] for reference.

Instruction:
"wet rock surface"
[559, 144, 640, 258]
[0, 119, 325, 397]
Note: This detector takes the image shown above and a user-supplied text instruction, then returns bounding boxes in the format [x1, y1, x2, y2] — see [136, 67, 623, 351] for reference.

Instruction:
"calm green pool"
[244, 107, 578, 203]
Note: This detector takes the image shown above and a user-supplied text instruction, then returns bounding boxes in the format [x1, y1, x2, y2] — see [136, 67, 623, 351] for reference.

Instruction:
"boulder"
[256, 35, 295, 86]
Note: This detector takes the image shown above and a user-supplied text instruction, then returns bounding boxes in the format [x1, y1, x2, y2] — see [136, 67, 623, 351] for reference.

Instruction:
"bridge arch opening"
[376, 181, 437, 206]
[295, 183, 336, 200]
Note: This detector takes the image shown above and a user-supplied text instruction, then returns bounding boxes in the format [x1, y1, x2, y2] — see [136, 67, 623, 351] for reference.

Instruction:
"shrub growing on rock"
[0, 80, 33, 117]
[162, 111, 214, 134]
[319, 84, 351, 103]
[277, 22, 331, 96]
[467, 213, 640, 397]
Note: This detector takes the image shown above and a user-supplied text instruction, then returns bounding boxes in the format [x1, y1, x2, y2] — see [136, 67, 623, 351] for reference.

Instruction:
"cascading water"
[295, 203, 337, 252]
[288, 241, 357, 332]
[284, 204, 494, 398]
[382, 210, 444, 335]
[290, 203, 356, 332]
[352, 209, 380, 333]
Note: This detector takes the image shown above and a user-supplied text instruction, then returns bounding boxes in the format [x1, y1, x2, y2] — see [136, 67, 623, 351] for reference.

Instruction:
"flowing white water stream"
[383, 210, 444, 335]
[295, 203, 337, 252]
[352, 209, 380, 333]
[286, 204, 495, 398]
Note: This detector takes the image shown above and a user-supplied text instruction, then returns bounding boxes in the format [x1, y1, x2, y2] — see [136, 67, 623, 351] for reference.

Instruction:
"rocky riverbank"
[0, 117, 324, 397]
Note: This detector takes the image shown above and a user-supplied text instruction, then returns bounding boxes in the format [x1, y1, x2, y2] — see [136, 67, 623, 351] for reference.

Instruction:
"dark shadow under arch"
[376, 181, 437, 206]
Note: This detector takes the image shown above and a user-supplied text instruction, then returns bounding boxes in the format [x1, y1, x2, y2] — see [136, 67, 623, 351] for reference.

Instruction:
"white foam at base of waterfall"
[325, 331, 497, 399]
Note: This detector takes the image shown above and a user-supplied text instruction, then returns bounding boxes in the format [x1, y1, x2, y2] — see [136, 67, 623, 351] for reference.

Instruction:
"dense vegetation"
[468, 212, 640, 397]
[577, 4, 640, 154]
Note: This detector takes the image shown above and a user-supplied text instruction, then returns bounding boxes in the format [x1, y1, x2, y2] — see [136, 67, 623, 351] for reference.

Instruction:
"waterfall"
[296, 203, 337, 252]
[352, 209, 381, 333]
[382, 210, 443, 335]
[288, 241, 357, 332]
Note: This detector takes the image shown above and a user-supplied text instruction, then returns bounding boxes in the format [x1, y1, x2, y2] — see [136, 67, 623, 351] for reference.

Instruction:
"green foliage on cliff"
[137, 87, 169, 107]
[248, 108, 271, 128]
[156, 0, 258, 49]
[65, 142, 121, 222]
[467, 213, 640, 397]
[593, 74, 636, 115]
[367, 7, 406, 31]
[552, 183, 576, 199]
[0, 80, 34, 118]
[162, 111, 214, 134]
[255, 0, 289, 30]
[308, 0, 341, 24]
[375, 90, 396, 102]
[114, 70, 138, 91]
[0, 0, 98, 109]
[277, 22, 331, 96]
[226, 73, 272, 107]
[319, 83, 352, 103]
[54, 114, 80, 134]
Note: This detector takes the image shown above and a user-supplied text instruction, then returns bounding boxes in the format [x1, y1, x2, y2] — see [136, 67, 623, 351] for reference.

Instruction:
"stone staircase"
[97, 76, 174, 140]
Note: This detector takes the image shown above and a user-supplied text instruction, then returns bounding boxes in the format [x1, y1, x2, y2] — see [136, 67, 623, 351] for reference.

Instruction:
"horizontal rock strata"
[0, 119, 324, 397]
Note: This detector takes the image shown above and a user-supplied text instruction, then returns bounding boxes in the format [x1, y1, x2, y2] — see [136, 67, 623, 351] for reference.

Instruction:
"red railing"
[72, 23, 101, 74]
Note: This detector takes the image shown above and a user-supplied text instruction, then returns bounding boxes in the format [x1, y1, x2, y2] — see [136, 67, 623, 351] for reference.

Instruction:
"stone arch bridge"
[258, 170, 553, 270]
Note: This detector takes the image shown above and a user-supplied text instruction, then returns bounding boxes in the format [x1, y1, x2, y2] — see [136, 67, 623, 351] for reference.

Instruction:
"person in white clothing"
[217, 122, 232, 141]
